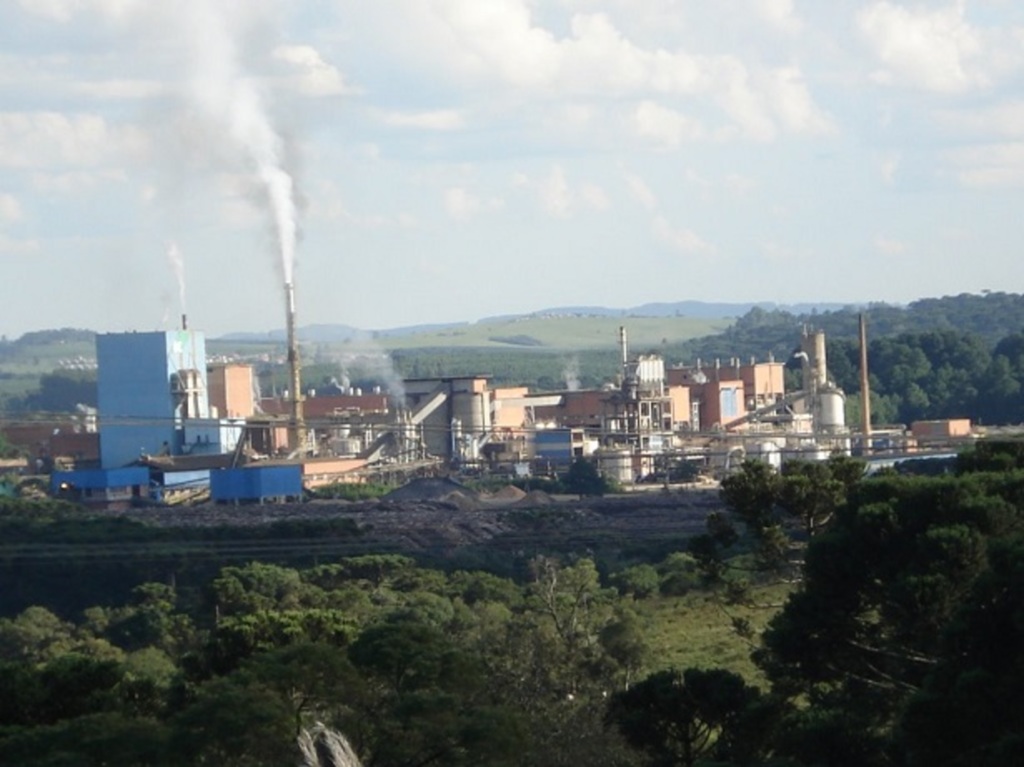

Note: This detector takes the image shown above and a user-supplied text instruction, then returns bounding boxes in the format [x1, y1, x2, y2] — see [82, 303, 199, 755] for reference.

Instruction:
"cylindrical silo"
[597, 448, 635, 484]
[817, 387, 846, 432]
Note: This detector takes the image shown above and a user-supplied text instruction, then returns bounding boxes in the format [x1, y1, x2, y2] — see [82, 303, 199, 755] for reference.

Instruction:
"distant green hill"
[368, 315, 731, 351]
[222, 301, 857, 354]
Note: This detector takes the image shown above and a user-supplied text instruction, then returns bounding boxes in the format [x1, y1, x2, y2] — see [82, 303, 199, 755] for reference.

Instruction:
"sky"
[1, 0, 1024, 339]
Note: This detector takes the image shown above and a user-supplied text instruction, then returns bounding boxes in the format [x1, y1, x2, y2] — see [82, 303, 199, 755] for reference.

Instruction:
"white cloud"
[709, 64, 833, 142]
[879, 153, 900, 184]
[516, 166, 604, 217]
[0, 112, 147, 169]
[938, 100, 1024, 139]
[0, 194, 24, 223]
[0, 234, 40, 255]
[306, 177, 410, 229]
[539, 166, 572, 217]
[874, 236, 907, 255]
[760, 240, 803, 265]
[631, 101, 704, 148]
[18, 0, 77, 22]
[73, 78, 166, 101]
[681, 167, 756, 201]
[753, 0, 802, 35]
[444, 186, 503, 221]
[858, 1, 990, 93]
[653, 215, 713, 254]
[380, 109, 466, 131]
[580, 183, 610, 211]
[19, 0, 98, 22]
[540, 103, 595, 134]
[31, 169, 128, 194]
[712, 58, 777, 141]
[396, 2, 827, 142]
[624, 172, 658, 209]
[947, 142, 1024, 187]
[444, 188, 473, 220]
[763, 66, 834, 135]
[18, 0, 140, 23]
[272, 44, 356, 97]
[723, 173, 756, 196]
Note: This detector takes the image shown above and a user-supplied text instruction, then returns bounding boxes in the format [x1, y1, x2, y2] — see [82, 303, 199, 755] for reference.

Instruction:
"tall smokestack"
[859, 313, 872, 455]
[285, 281, 305, 453]
[619, 326, 628, 368]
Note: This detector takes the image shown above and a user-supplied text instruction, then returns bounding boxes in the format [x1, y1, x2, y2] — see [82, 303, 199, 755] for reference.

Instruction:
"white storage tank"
[452, 391, 490, 438]
[597, 448, 634, 484]
[817, 388, 846, 431]
[753, 441, 782, 470]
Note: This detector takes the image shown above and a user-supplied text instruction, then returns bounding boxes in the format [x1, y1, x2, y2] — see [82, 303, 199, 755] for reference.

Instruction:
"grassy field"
[639, 583, 792, 685]
[0, 335, 97, 406]
[370, 315, 732, 351]
[0, 375, 41, 405]
[0, 339, 95, 375]
[0, 315, 733, 368]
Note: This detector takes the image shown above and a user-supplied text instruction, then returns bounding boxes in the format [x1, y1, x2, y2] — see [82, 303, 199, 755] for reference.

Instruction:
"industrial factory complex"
[24, 318, 973, 508]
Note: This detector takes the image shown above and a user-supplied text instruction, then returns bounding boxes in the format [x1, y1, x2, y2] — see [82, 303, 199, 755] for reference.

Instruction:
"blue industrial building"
[97, 330, 223, 468]
[210, 465, 303, 503]
[51, 466, 150, 505]
[535, 428, 577, 464]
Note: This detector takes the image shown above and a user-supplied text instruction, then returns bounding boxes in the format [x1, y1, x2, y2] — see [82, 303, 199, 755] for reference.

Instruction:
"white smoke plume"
[563, 357, 581, 391]
[166, 240, 186, 314]
[339, 350, 407, 405]
[179, 0, 299, 286]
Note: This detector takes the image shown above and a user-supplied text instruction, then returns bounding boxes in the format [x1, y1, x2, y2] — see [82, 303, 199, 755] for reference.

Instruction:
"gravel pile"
[75, 486, 724, 554]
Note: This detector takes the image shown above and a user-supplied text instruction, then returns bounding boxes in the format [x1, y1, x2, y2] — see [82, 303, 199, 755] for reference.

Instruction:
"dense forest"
[2, 445, 1024, 765]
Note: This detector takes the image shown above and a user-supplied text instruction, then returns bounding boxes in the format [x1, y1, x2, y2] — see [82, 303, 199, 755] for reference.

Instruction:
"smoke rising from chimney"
[166, 240, 186, 314]
[562, 357, 581, 391]
[182, 0, 299, 284]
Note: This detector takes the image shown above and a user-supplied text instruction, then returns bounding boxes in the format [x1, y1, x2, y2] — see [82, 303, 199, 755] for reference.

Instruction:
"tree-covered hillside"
[666, 293, 1024, 428]
[674, 291, 1024, 364]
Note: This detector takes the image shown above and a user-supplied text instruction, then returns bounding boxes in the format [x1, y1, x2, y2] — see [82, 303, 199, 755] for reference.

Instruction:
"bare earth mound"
[83, 487, 724, 556]
[487, 485, 528, 501]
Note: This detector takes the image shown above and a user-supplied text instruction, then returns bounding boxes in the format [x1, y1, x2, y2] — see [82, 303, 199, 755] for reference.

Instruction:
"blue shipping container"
[210, 465, 303, 502]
